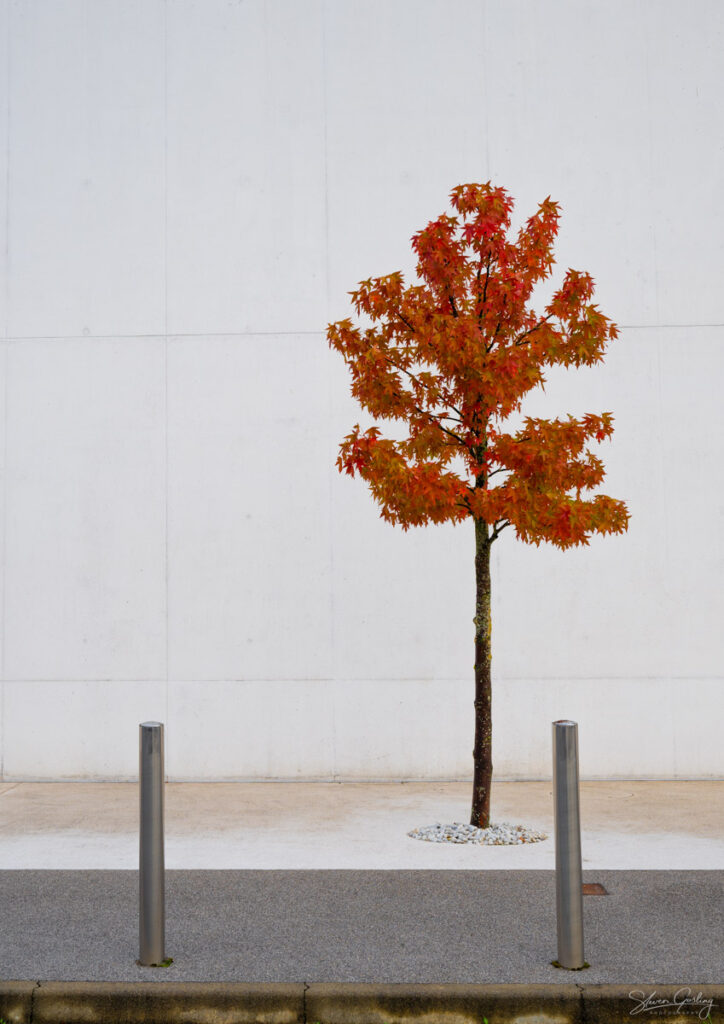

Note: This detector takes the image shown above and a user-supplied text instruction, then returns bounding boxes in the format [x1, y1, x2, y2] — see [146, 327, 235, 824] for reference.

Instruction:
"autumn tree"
[328, 183, 629, 828]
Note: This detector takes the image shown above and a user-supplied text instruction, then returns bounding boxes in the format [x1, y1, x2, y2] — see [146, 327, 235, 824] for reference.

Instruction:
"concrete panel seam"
[576, 982, 586, 1024]
[3, 331, 326, 341]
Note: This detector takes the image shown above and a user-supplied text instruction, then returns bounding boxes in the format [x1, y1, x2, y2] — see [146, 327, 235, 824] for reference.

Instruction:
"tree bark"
[471, 516, 493, 828]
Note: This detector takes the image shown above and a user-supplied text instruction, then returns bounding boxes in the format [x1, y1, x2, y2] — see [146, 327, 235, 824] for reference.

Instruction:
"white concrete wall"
[0, 0, 722, 780]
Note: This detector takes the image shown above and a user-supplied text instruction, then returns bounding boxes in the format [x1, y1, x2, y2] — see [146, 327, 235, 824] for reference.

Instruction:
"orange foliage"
[327, 183, 629, 548]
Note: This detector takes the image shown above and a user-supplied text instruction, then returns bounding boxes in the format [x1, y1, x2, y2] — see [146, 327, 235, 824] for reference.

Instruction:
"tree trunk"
[471, 516, 493, 828]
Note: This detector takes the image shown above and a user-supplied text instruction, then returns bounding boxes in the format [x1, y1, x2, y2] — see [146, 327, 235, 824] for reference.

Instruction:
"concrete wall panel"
[0, 2, 8, 337]
[166, 334, 333, 682]
[6, 1, 166, 338]
[165, 0, 327, 335]
[492, 677, 720, 780]
[483, 0, 657, 327]
[325, 0, 488, 325]
[166, 679, 336, 780]
[3, 679, 166, 779]
[3, 338, 167, 681]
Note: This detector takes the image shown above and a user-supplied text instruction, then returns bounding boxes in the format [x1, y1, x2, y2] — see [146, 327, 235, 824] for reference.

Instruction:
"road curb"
[1, 982, 722, 1024]
[306, 984, 724, 1023]
[5, 983, 305, 1024]
[307, 983, 581, 1022]
[0, 982, 35, 1024]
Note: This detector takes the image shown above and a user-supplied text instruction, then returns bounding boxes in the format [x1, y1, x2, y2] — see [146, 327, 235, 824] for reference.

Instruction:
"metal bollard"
[139, 721, 165, 966]
[552, 720, 585, 969]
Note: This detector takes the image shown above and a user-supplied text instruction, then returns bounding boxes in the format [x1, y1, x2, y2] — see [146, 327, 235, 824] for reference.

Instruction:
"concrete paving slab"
[0, 781, 722, 869]
[28, 981, 306, 1024]
[0, 869, 721, 984]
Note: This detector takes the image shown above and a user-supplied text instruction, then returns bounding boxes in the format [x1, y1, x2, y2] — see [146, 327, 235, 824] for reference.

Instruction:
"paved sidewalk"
[1, 780, 722, 869]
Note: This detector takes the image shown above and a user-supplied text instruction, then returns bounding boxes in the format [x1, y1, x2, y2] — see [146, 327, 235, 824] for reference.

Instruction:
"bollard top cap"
[140, 721, 164, 729]
[552, 719, 577, 727]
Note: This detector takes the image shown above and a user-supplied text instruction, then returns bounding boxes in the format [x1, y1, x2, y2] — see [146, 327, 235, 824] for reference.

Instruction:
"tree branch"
[475, 251, 485, 314]
[396, 311, 416, 333]
[385, 355, 465, 422]
[388, 378, 467, 447]
[410, 403, 466, 445]
[490, 519, 511, 541]
[514, 314, 554, 347]
[486, 320, 503, 353]
[479, 251, 495, 323]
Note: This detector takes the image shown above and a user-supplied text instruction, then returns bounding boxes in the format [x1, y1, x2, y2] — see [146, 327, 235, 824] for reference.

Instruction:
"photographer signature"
[629, 988, 717, 1020]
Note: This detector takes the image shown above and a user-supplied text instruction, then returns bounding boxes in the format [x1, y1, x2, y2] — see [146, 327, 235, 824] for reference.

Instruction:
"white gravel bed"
[407, 821, 548, 845]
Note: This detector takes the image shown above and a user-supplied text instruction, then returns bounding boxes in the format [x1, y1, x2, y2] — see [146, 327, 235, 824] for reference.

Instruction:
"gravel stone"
[407, 821, 548, 845]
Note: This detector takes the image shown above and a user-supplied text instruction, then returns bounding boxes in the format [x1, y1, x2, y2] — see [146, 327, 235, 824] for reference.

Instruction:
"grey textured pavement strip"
[0, 870, 721, 985]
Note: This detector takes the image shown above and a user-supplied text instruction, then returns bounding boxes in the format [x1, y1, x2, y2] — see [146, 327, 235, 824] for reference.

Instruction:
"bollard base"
[136, 957, 174, 968]
[551, 959, 590, 971]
